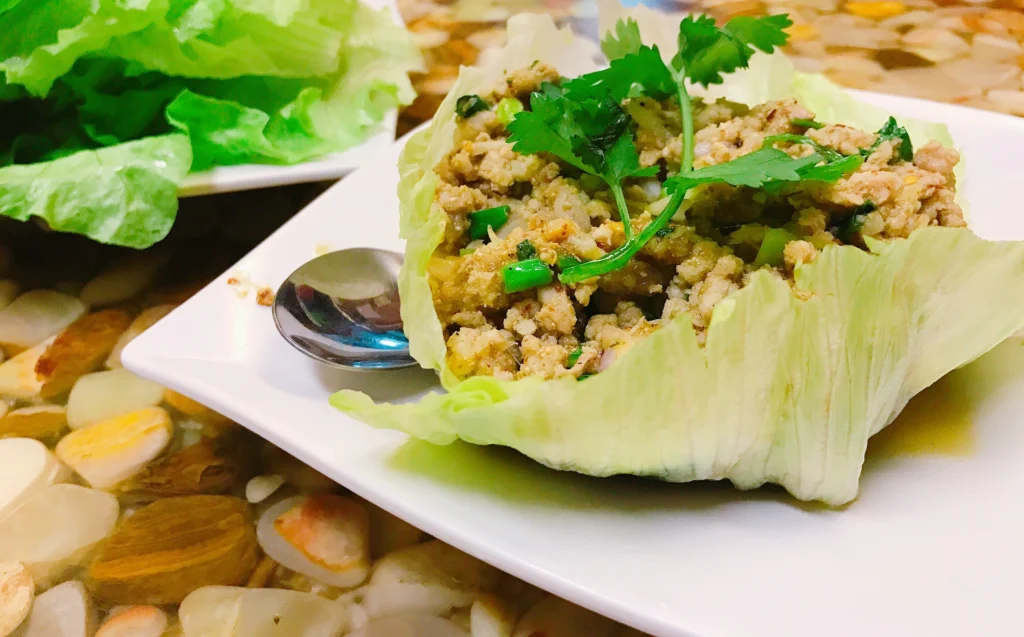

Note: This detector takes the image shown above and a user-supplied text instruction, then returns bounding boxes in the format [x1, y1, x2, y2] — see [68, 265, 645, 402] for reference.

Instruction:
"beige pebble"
[0, 562, 33, 637]
[879, 9, 937, 30]
[67, 369, 164, 430]
[471, 595, 518, 637]
[901, 27, 971, 62]
[95, 605, 168, 637]
[0, 438, 69, 521]
[987, 89, 1024, 114]
[257, 494, 371, 589]
[0, 405, 67, 442]
[0, 291, 86, 357]
[13, 580, 97, 637]
[363, 540, 502, 618]
[0, 337, 52, 400]
[0, 484, 119, 589]
[56, 407, 172, 490]
[939, 59, 1020, 90]
[971, 33, 1024, 61]
[180, 586, 348, 637]
[106, 304, 176, 369]
[245, 474, 285, 504]
[80, 253, 169, 308]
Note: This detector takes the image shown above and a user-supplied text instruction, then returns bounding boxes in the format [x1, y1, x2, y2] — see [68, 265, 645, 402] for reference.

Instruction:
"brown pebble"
[87, 495, 258, 605]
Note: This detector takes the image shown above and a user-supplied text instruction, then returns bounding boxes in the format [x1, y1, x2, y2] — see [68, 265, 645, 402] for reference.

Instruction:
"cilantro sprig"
[507, 83, 657, 240]
[504, 13, 872, 285]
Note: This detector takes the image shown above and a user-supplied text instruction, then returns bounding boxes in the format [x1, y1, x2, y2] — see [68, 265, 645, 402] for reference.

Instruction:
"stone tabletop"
[0, 1, 1017, 635]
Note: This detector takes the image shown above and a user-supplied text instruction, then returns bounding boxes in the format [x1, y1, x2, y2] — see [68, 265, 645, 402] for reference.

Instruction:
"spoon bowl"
[273, 248, 418, 370]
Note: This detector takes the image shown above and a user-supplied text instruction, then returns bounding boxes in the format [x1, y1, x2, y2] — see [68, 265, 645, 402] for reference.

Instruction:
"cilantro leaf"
[507, 82, 655, 240]
[507, 86, 589, 173]
[665, 148, 820, 193]
[797, 153, 863, 183]
[862, 116, 913, 162]
[675, 14, 792, 87]
[562, 46, 675, 102]
[509, 86, 654, 182]
[724, 15, 792, 55]
[762, 133, 843, 162]
[601, 18, 644, 61]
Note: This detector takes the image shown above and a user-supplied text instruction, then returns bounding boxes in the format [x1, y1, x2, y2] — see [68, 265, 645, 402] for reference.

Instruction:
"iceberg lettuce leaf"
[327, 13, 1024, 504]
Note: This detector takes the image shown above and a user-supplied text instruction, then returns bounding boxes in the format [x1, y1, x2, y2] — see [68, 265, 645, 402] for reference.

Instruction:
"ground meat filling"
[427, 64, 966, 381]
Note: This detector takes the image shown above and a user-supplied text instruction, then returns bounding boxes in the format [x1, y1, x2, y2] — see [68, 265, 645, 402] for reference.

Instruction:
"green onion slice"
[502, 258, 553, 293]
[456, 95, 489, 119]
[468, 205, 510, 241]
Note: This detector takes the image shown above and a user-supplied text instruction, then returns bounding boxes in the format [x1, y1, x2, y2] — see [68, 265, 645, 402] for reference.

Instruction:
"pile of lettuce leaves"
[331, 8, 1024, 505]
[0, 0, 421, 248]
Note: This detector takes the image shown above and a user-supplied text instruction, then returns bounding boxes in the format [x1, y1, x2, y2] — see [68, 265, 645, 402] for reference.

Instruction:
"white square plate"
[177, 0, 401, 197]
[124, 91, 1024, 637]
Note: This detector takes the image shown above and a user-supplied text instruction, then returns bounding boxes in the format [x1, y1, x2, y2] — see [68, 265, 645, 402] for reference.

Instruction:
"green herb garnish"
[517, 239, 538, 261]
[502, 258, 554, 293]
[460, 247, 476, 256]
[507, 83, 657, 242]
[506, 14, 859, 284]
[792, 118, 823, 129]
[861, 116, 913, 162]
[835, 200, 876, 243]
[456, 95, 489, 119]
[655, 225, 676, 238]
[566, 347, 583, 368]
[468, 205, 510, 241]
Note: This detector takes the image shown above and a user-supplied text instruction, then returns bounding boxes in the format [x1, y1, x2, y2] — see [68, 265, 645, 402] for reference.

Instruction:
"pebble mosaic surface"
[1, 0, 1016, 635]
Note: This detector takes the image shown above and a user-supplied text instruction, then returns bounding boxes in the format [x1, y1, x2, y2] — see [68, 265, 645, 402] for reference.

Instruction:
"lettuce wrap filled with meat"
[331, 10, 1024, 505]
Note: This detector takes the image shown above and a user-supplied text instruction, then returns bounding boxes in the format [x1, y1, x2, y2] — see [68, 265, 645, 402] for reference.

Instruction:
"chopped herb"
[468, 205, 510, 241]
[578, 373, 594, 381]
[835, 200, 876, 243]
[792, 118, 823, 129]
[566, 347, 583, 368]
[753, 228, 798, 268]
[503, 258, 554, 293]
[507, 81, 657, 242]
[459, 247, 476, 256]
[861, 116, 913, 162]
[655, 225, 676, 238]
[516, 239, 537, 261]
[854, 200, 877, 215]
[496, 97, 524, 126]
[507, 13, 856, 285]
[455, 95, 489, 119]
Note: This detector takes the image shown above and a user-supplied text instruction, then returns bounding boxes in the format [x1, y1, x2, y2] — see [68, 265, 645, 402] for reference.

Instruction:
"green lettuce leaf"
[330, 13, 1024, 505]
[1, 0, 421, 247]
[0, 134, 191, 248]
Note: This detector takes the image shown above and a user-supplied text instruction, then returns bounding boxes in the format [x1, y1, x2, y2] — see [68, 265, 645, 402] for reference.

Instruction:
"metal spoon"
[273, 248, 418, 370]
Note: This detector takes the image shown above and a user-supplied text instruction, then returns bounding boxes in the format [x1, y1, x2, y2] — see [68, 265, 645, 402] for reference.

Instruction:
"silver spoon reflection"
[273, 248, 418, 370]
